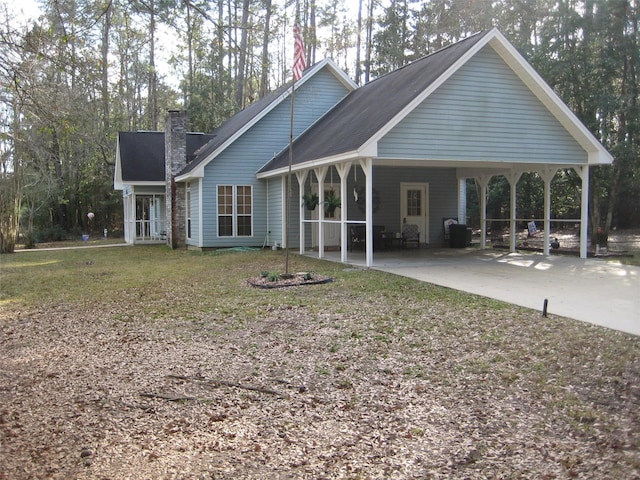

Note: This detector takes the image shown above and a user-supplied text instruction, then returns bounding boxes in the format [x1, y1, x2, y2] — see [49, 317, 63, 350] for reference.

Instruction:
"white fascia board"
[376, 157, 514, 168]
[255, 143, 373, 180]
[114, 139, 123, 189]
[456, 167, 513, 179]
[376, 157, 540, 172]
[255, 150, 360, 179]
[178, 60, 358, 183]
[456, 163, 586, 179]
[588, 151, 612, 164]
[377, 155, 590, 169]
[128, 181, 165, 187]
[176, 170, 204, 182]
[487, 30, 613, 165]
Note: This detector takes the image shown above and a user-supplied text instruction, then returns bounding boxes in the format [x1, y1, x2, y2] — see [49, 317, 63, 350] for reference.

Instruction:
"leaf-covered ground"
[1, 247, 639, 479]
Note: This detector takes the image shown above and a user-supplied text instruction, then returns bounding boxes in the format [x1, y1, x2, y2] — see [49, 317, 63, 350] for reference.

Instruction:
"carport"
[258, 29, 613, 266]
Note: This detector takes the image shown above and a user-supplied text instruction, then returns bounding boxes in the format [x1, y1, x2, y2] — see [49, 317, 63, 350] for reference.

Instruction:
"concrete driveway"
[325, 248, 640, 337]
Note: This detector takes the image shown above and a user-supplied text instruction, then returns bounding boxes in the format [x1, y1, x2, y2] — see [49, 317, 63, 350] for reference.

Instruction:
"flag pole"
[286, 75, 295, 275]
[286, 22, 305, 275]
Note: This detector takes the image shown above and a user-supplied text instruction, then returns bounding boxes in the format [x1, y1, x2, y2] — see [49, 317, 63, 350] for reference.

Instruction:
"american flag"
[293, 23, 306, 81]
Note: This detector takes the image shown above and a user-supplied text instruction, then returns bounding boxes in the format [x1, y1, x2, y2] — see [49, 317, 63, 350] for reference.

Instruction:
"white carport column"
[125, 193, 134, 243]
[314, 166, 328, 259]
[477, 174, 492, 250]
[507, 171, 523, 253]
[296, 170, 308, 255]
[458, 179, 467, 224]
[336, 162, 352, 263]
[540, 167, 557, 256]
[360, 158, 374, 267]
[576, 165, 589, 259]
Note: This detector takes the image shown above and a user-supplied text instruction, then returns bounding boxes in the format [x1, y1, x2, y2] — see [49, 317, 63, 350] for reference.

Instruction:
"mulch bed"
[247, 272, 333, 288]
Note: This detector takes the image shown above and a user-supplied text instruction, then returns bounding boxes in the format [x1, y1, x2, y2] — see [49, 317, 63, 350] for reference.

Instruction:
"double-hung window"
[217, 185, 252, 237]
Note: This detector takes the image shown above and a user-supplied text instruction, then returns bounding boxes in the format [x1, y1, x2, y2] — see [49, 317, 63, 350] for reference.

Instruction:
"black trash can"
[449, 224, 469, 248]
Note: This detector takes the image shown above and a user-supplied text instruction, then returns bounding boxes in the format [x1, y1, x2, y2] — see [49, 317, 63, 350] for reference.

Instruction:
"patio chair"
[349, 226, 365, 251]
[402, 224, 420, 249]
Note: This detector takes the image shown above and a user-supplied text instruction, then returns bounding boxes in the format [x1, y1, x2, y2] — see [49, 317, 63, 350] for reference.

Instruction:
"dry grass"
[1, 246, 639, 479]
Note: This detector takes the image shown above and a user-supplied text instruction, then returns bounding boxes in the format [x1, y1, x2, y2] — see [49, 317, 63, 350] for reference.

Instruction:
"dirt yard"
[488, 226, 640, 254]
[1, 247, 639, 479]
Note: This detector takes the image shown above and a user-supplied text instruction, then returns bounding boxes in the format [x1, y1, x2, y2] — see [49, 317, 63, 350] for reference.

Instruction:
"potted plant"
[302, 191, 319, 210]
[324, 189, 341, 217]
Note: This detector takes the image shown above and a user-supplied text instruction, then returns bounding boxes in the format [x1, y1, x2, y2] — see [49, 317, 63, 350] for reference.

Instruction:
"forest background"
[0, 0, 638, 253]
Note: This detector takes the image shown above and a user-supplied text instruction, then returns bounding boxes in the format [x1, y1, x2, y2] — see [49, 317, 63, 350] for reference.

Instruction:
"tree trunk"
[0, 98, 23, 253]
[148, 0, 158, 130]
[364, 0, 373, 83]
[102, 1, 111, 133]
[259, 0, 272, 98]
[309, 0, 316, 65]
[355, 0, 363, 85]
[186, 1, 194, 106]
[235, 0, 250, 108]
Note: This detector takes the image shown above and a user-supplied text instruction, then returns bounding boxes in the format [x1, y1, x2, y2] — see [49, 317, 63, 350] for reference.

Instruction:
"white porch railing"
[133, 219, 165, 242]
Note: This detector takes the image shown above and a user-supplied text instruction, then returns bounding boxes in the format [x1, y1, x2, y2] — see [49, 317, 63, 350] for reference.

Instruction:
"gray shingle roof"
[258, 30, 489, 174]
[118, 131, 215, 183]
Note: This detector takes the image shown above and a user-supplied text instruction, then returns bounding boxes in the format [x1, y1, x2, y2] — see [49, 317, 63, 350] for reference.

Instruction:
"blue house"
[114, 28, 612, 265]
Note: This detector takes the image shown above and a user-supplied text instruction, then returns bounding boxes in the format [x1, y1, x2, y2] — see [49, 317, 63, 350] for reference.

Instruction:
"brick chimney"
[165, 110, 189, 249]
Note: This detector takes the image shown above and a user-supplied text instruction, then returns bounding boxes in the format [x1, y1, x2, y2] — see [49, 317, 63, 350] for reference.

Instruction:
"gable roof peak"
[302, 57, 358, 90]
[176, 57, 357, 181]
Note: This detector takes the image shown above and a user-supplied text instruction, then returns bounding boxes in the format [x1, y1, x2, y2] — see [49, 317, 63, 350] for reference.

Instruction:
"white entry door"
[400, 183, 429, 245]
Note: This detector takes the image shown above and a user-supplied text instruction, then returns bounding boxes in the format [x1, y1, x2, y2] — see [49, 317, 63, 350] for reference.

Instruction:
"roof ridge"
[364, 30, 488, 86]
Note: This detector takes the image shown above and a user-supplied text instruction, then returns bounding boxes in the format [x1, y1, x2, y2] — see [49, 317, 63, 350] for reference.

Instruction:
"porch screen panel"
[218, 185, 233, 236]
